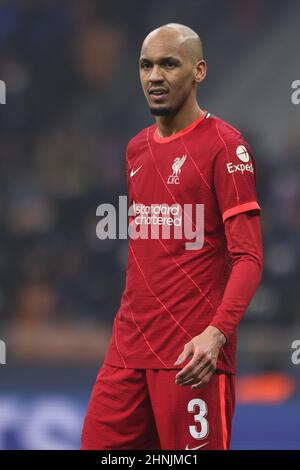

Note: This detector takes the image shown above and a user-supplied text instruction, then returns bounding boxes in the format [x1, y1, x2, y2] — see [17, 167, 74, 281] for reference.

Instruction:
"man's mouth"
[149, 88, 169, 101]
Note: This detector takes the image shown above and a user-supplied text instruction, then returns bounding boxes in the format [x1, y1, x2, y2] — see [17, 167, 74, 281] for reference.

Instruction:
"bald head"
[141, 23, 203, 63]
[139, 23, 206, 118]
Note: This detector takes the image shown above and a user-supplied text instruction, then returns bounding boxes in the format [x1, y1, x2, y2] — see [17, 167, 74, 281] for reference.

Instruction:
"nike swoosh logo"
[130, 165, 143, 177]
[185, 442, 208, 450]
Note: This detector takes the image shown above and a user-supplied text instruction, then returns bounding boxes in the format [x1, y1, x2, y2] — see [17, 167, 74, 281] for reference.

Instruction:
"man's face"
[139, 31, 196, 116]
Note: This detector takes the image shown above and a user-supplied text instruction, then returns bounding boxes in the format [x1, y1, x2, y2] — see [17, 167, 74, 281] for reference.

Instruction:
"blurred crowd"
[0, 0, 299, 365]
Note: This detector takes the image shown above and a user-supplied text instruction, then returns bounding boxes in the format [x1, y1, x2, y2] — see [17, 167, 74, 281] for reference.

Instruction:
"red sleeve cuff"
[222, 201, 261, 222]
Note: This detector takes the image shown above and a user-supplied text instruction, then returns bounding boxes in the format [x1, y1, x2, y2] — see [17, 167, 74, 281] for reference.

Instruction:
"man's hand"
[174, 326, 226, 389]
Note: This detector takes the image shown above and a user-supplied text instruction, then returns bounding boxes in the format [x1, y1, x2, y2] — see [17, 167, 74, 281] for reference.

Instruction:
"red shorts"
[81, 363, 236, 450]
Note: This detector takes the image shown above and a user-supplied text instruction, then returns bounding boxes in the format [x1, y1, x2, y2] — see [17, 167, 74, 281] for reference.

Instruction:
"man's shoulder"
[126, 123, 156, 155]
[206, 113, 244, 144]
[206, 114, 256, 169]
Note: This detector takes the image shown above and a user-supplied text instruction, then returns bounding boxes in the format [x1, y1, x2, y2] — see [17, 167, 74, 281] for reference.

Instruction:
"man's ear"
[194, 59, 207, 84]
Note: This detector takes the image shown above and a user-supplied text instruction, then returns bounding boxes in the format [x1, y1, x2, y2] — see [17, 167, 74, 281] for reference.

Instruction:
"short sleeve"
[212, 131, 261, 222]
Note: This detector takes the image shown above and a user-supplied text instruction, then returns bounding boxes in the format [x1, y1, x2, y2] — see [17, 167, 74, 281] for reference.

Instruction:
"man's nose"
[148, 64, 163, 82]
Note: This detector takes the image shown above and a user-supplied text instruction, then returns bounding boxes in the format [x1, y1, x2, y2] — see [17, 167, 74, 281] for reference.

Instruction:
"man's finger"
[190, 368, 215, 389]
[175, 360, 206, 384]
[175, 350, 207, 381]
[176, 363, 213, 386]
[174, 343, 193, 365]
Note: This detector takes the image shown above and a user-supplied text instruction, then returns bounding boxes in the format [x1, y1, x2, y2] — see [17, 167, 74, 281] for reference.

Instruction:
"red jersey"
[103, 111, 261, 373]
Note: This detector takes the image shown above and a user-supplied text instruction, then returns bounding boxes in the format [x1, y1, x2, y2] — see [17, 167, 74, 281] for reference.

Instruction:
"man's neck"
[155, 101, 204, 138]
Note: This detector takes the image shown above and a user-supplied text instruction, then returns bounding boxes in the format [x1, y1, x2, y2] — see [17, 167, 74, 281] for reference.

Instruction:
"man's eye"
[165, 62, 176, 68]
[141, 63, 151, 69]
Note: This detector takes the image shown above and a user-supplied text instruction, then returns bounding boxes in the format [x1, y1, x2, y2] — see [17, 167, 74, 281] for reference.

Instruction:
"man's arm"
[210, 210, 263, 338]
[174, 211, 263, 389]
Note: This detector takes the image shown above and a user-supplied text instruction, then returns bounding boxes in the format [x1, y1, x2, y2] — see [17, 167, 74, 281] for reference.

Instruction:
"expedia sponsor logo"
[227, 162, 254, 174]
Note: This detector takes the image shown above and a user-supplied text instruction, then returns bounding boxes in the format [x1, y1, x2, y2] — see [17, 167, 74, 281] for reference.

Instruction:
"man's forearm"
[209, 212, 263, 339]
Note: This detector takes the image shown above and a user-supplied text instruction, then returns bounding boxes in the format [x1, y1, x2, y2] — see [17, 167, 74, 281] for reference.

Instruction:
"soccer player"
[81, 23, 263, 450]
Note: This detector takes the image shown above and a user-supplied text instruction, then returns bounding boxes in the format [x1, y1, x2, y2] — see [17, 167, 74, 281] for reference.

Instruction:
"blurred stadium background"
[0, 0, 299, 450]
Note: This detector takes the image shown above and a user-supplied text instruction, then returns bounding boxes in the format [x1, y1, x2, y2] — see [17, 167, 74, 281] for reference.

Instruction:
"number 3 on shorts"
[187, 398, 209, 439]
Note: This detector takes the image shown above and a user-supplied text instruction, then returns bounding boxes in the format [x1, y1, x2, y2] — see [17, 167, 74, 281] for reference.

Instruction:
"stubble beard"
[149, 106, 174, 116]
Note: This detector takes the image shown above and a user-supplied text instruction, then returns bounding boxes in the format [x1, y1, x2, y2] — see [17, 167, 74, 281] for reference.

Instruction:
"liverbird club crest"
[167, 155, 187, 184]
